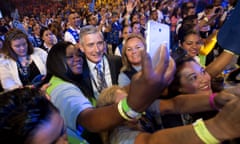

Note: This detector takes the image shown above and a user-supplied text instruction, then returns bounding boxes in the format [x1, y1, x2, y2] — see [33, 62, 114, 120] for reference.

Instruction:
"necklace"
[17, 56, 30, 79]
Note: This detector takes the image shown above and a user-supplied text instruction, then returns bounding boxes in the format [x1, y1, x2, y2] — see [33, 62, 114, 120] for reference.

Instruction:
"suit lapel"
[82, 58, 94, 98]
[105, 55, 116, 84]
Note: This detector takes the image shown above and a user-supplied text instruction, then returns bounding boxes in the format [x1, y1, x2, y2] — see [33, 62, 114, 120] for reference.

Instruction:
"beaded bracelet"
[193, 118, 220, 144]
[209, 93, 220, 111]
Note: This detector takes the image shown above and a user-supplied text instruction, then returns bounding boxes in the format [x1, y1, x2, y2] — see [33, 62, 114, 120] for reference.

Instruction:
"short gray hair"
[79, 25, 104, 45]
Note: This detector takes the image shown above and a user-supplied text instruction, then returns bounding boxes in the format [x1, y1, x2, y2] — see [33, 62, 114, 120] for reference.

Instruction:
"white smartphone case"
[146, 21, 170, 67]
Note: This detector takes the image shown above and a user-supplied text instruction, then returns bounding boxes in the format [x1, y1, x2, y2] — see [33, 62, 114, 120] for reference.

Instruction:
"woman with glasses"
[43, 41, 101, 143]
[42, 39, 240, 144]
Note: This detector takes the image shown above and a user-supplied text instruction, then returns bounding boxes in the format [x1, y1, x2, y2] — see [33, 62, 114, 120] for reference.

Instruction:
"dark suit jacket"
[81, 54, 122, 99]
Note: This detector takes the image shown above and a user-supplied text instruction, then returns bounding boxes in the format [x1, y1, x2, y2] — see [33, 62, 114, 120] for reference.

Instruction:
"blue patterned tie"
[95, 63, 107, 92]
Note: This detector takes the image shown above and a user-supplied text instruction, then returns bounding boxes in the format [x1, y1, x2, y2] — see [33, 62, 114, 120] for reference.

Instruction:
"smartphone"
[0, 10, 2, 19]
[146, 21, 170, 67]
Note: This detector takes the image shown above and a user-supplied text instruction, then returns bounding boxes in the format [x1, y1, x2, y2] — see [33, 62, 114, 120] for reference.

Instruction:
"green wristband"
[122, 97, 130, 112]
[121, 98, 142, 119]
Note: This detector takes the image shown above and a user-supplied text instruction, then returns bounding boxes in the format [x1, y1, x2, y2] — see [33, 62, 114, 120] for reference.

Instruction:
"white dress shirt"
[87, 56, 112, 99]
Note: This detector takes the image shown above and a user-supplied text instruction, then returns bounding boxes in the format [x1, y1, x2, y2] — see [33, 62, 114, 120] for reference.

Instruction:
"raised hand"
[126, 0, 137, 14]
[211, 98, 240, 140]
[214, 90, 237, 108]
[127, 45, 175, 112]
[224, 85, 240, 97]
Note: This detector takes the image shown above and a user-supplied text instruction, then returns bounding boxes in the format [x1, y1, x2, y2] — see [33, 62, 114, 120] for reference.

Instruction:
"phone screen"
[146, 21, 170, 67]
[0, 10, 3, 19]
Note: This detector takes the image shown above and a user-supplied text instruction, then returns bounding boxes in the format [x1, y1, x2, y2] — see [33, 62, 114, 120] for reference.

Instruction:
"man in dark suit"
[79, 25, 122, 100]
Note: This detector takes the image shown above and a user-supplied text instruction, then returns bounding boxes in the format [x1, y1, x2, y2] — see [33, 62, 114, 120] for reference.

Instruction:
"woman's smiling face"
[65, 45, 83, 75]
[178, 61, 212, 95]
[125, 37, 145, 66]
[11, 38, 28, 57]
[181, 33, 202, 58]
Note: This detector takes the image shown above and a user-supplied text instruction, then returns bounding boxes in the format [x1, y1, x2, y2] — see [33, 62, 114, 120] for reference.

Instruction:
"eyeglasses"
[65, 52, 83, 61]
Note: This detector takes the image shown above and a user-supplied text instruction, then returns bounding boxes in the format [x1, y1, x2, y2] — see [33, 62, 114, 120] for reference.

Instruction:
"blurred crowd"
[0, 0, 240, 144]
